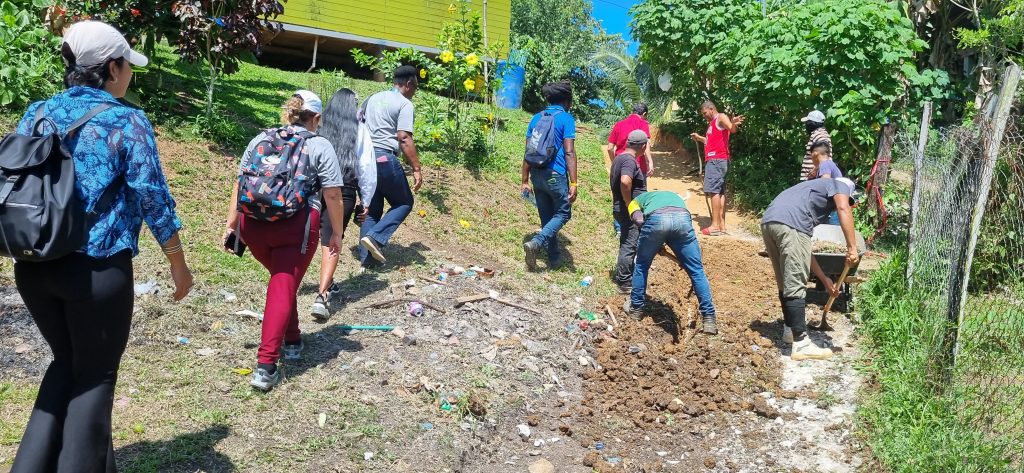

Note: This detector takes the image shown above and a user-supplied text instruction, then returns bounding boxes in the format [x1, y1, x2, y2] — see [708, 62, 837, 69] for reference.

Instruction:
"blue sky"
[591, 0, 639, 54]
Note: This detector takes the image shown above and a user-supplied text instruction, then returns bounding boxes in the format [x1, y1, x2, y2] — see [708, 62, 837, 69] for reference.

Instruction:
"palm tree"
[591, 43, 675, 123]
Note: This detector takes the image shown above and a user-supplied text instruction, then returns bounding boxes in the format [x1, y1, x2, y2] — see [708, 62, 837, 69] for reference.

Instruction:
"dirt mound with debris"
[580, 238, 783, 435]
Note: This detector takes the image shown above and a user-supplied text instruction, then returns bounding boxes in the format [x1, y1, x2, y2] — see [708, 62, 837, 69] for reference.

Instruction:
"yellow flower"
[447, 3, 457, 13]
[419, 68, 427, 79]
[486, 112, 495, 123]
[418, 210, 427, 218]
[463, 78, 476, 91]
[440, 50, 454, 63]
[430, 131, 442, 141]
[482, 124, 490, 133]
[465, 53, 479, 67]
[459, 219, 471, 228]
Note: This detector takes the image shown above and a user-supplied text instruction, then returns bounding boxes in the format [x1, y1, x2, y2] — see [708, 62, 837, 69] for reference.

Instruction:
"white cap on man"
[62, 21, 149, 67]
[294, 90, 323, 114]
[801, 110, 826, 123]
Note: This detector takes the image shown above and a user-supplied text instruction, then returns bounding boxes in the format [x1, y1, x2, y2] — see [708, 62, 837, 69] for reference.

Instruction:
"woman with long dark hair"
[309, 88, 376, 319]
[10, 21, 193, 472]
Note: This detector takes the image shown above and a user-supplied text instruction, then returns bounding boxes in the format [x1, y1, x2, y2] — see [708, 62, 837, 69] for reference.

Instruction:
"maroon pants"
[240, 209, 320, 365]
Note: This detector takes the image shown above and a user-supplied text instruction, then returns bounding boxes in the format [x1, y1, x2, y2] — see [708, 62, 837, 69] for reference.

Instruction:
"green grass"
[0, 45, 620, 470]
[858, 253, 1022, 472]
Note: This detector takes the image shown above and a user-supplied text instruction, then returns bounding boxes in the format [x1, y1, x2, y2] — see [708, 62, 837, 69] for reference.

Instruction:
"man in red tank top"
[690, 100, 744, 235]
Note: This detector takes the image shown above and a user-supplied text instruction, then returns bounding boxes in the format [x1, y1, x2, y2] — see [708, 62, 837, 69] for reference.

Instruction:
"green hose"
[337, 325, 395, 331]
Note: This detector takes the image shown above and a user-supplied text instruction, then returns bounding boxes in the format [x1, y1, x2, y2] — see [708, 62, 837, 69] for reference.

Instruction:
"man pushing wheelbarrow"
[761, 177, 860, 361]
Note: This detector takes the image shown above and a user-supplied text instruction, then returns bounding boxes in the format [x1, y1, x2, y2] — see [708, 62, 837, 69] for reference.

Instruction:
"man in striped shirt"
[800, 110, 831, 181]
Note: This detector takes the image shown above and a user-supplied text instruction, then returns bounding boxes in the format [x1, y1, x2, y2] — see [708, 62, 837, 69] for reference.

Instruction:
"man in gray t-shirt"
[760, 177, 859, 361]
[357, 65, 423, 268]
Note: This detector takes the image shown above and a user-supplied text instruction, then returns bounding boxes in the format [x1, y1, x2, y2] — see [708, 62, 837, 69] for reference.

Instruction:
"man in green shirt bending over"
[625, 191, 718, 334]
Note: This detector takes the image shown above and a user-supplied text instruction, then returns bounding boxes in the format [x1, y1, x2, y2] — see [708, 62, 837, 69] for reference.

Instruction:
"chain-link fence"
[891, 65, 1024, 468]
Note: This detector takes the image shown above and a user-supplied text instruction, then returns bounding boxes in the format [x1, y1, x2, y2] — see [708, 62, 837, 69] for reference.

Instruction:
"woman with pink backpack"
[221, 90, 347, 391]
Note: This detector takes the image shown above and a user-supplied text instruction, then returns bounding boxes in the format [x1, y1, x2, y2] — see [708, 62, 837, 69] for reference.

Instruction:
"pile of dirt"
[576, 238, 784, 443]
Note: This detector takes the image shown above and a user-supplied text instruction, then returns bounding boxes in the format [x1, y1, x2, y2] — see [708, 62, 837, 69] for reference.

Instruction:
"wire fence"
[893, 65, 1024, 468]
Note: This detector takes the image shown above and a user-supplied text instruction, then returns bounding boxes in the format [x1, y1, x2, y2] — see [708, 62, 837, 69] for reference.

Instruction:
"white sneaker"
[791, 337, 832, 361]
[782, 325, 794, 344]
[360, 237, 386, 263]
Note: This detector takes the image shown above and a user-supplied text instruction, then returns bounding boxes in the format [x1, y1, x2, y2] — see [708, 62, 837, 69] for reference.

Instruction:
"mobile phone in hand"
[353, 204, 364, 226]
[224, 232, 246, 257]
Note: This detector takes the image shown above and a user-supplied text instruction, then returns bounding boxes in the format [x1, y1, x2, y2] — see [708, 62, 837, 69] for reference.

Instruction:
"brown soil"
[571, 237, 786, 469]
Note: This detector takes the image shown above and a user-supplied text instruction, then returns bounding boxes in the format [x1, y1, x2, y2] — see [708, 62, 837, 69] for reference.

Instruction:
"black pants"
[613, 208, 639, 285]
[12, 251, 133, 473]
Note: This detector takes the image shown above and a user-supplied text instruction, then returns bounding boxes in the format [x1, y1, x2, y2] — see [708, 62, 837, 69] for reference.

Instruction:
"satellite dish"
[658, 72, 672, 92]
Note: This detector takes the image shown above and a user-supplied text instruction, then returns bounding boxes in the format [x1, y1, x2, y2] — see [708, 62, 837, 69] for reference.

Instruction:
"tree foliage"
[633, 0, 949, 210]
[0, 0, 61, 107]
[590, 43, 675, 124]
[510, 0, 615, 119]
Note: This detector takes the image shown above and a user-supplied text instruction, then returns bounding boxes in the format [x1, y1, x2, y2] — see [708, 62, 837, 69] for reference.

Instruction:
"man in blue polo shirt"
[520, 80, 578, 270]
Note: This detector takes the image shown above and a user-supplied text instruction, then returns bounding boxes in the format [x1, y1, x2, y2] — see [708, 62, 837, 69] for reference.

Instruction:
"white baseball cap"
[294, 90, 323, 114]
[801, 110, 826, 123]
[62, 21, 148, 68]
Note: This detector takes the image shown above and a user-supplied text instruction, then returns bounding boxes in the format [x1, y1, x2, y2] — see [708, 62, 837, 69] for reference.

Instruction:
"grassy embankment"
[0, 50, 623, 470]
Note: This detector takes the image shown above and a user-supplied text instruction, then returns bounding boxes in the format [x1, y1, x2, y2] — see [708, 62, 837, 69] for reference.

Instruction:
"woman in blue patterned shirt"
[11, 21, 193, 473]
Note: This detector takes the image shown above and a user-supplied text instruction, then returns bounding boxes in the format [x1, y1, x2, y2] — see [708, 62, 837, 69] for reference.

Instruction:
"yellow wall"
[278, 0, 511, 54]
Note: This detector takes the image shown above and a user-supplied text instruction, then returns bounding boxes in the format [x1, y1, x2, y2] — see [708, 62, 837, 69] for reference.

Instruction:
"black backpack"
[0, 104, 122, 262]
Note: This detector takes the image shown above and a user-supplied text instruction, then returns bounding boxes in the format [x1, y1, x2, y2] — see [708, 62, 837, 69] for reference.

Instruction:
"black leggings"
[11, 251, 133, 473]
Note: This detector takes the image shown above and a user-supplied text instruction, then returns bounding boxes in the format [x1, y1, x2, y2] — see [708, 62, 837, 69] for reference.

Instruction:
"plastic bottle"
[581, 276, 594, 287]
[522, 189, 537, 207]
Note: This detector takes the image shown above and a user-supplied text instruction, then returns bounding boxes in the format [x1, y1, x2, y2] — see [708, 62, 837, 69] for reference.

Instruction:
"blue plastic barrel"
[496, 60, 526, 110]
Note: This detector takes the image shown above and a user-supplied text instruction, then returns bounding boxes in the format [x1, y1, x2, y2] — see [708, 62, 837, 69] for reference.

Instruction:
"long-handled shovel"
[814, 263, 851, 331]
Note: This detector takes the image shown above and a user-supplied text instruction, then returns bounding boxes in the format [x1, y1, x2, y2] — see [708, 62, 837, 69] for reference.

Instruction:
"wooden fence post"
[868, 123, 898, 220]
[906, 102, 933, 285]
[942, 63, 1022, 381]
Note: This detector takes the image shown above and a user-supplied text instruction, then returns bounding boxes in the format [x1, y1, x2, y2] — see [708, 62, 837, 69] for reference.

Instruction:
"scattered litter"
[595, 441, 605, 450]
[318, 413, 327, 428]
[606, 456, 622, 464]
[419, 422, 434, 430]
[440, 399, 453, 412]
[452, 266, 466, 274]
[548, 437, 560, 443]
[363, 451, 374, 461]
[463, 270, 478, 278]
[337, 325, 394, 332]
[176, 336, 190, 345]
[134, 279, 159, 296]
[408, 301, 424, 317]
[235, 309, 264, 322]
[533, 439, 545, 447]
[488, 290, 499, 298]
[578, 356, 589, 366]
[404, 278, 417, 288]
[469, 265, 485, 272]
[580, 276, 594, 287]
[578, 310, 597, 321]
[219, 289, 237, 302]
[437, 272, 448, 282]
[517, 424, 531, 440]
[656, 451, 669, 456]
[628, 345, 643, 354]
[232, 367, 253, 375]
[195, 347, 218, 357]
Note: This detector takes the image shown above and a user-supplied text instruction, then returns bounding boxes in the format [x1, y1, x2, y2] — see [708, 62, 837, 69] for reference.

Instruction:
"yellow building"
[265, 0, 511, 70]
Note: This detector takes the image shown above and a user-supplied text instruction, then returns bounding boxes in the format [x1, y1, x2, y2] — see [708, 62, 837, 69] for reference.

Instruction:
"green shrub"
[632, 0, 949, 211]
[0, 0, 61, 107]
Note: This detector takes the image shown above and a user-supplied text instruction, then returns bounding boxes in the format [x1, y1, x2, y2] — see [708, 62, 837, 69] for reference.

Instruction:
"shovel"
[814, 263, 851, 331]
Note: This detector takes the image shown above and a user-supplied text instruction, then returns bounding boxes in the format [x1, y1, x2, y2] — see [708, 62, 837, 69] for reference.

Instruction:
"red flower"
[130, 8, 141, 16]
